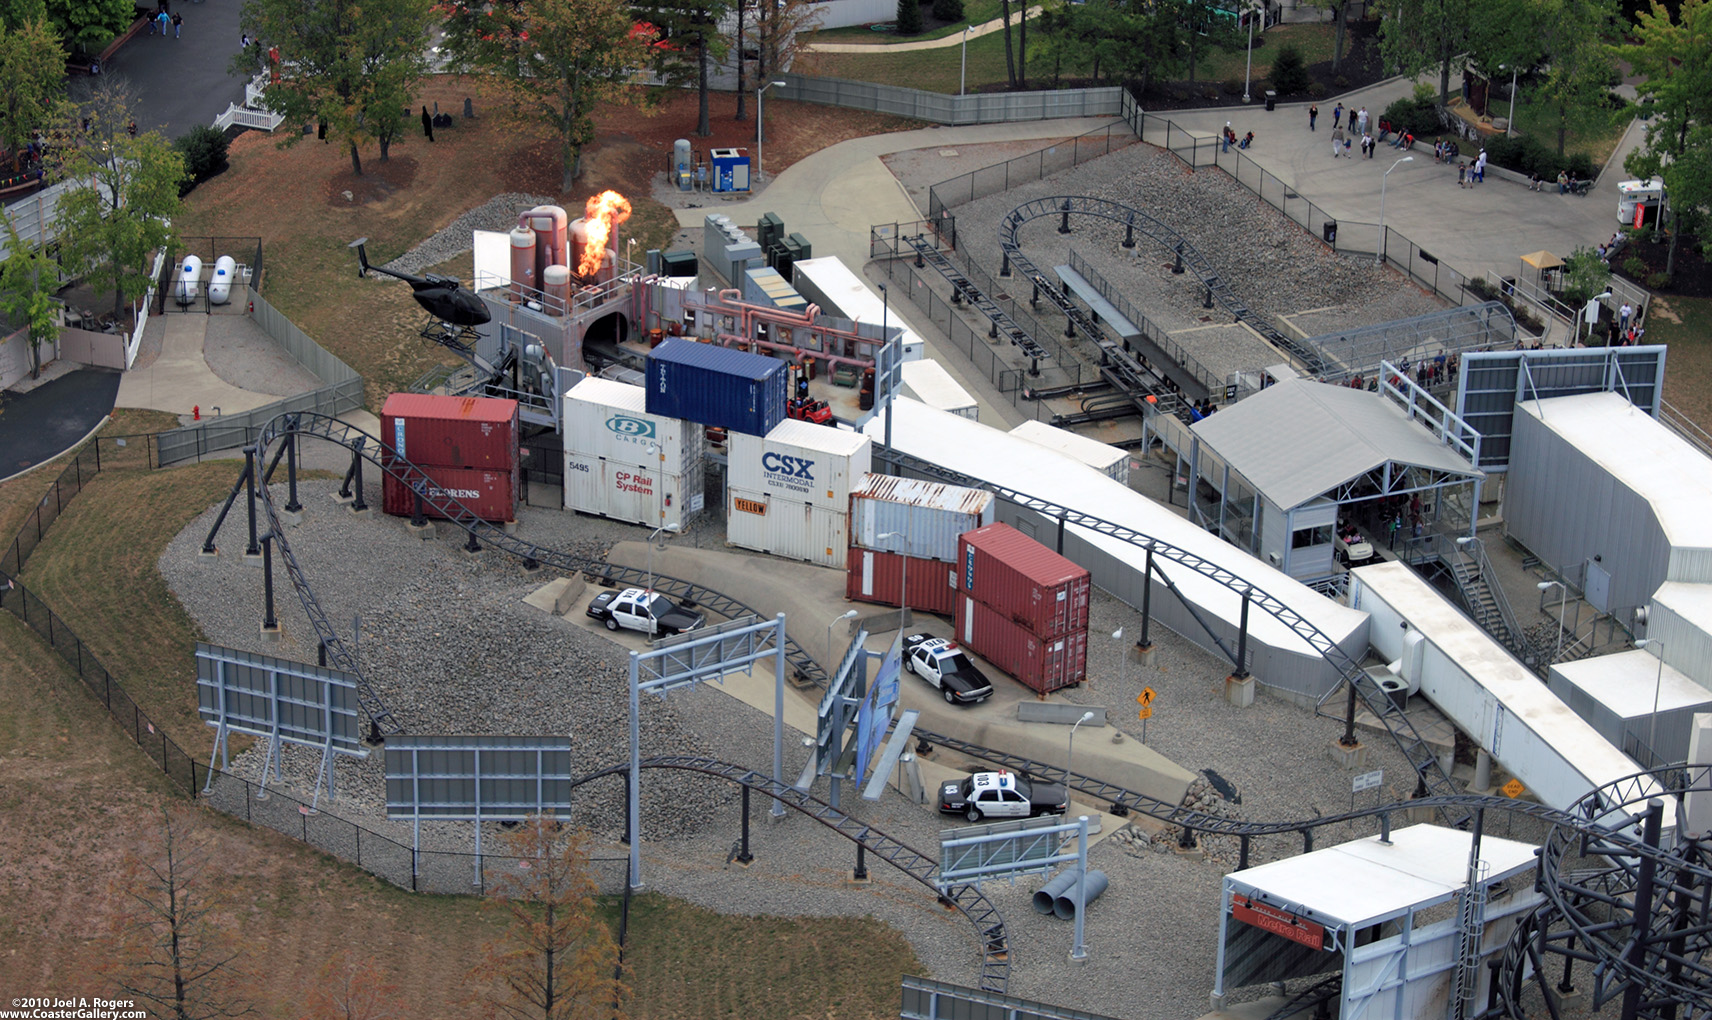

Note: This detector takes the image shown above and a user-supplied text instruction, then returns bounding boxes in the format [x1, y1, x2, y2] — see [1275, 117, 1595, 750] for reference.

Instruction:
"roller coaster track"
[897, 236, 1048, 361]
[999, 196, 1324, 375]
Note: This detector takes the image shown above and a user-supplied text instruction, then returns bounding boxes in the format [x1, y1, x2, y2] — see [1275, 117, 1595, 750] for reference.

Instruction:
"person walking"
[1331, 126, 1346, 157]
[1332, 102, 1344, 129]
[1619, 301, 1633, 332]
[172, 11, 181, 37]
[156, 9, 169, 37]
[1474, 148, 1487, 183]
[1309, 104, 1318, 131]
[1356, 106, 1369, 136]
[1458, 162, 1467, 188]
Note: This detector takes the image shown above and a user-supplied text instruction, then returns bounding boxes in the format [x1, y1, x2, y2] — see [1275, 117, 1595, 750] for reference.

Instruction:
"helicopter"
[349, 237, 491, 352]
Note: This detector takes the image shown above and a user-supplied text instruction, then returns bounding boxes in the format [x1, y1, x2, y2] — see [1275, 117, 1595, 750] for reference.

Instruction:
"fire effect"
[580, 190, 633, 276]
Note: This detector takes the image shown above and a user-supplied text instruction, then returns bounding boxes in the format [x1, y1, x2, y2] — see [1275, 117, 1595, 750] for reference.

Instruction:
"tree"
[1268, 43, 1312, 93]
[752, 0, 820, 89]
[102, 806, 255, 1020]
[1178, 0, 1239, 84]
[53, 77, 183, 323]
[239, 0, 433, 176]
[304, 952, 402, 1020]
[1533, 0, 1618, 157]
[466, 818, 626, 1020]
[896, 0, 923, 35]
[462, 0, 656, 191]
[0, 12, 63, 163]
[0, 213, 60, 381]
[638, 0, 733, 137]
[1619, 0, 1712, 277]
[43, 0, 131, 51]
[1373, 0, 1474, 114]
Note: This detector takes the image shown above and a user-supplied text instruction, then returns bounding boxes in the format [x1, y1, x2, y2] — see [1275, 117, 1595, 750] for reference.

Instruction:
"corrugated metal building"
[1548, 648, 1712, 770]
[1645, 582, 1712, 689]
[1504, 391, 1712, 620]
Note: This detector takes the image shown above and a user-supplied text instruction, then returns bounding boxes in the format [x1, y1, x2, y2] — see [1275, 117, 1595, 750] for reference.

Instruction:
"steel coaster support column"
[1056, 511, 1068, 555]
[284, 416, 303, 514]
[854, 840, 868, 881]
[1179, 824, 1197, 850]
[244, 447, 261, 556]
[772, 614, 787, 819]
[915, 247, 925, 269]
[1140, 546, 1154, 649]
[1620, 799, 1665, 1020]
[201, 460, 252, 554]
[338, 459, 356, 500]
[1238, 834, 1250, 870]
[1058, 200, 1072, 234]
[737, 786, 754, 863]
[1000, 253, 1010, 277]
[350, 440, 367, 511]
[1232, 589, 1252, 679]
[466, 525, 481, 553]
[1203, 286, 1214, 310]
[1122, 217, 1135, 249]
[1341, 675, 1360, 747]
[1030, 282, 1040, 308]
[628, 650, 644, 891]
[1065, 314, 1075, 340]
[261, 534, 278, 631]
[1173, 243, 1185, 274]
[412, 490, 426, 528]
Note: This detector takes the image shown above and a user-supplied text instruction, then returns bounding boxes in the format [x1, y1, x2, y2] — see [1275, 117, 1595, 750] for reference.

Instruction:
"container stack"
[645, 337, 787, 438]
[562, 377, 705, 531]
[845, 475, 994, 618]
[953, 522, 1090, 694]
[726, 420, 872, 568]
[379, 393, 520, 523]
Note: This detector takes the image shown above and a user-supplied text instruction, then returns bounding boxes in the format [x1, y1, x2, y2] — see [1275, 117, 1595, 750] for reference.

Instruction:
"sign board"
[1352, 769, 1384, 794]
[1501, 778, 1526, 799]
[874, 633, 903, 713]
[1138, 687, 1157, 707]
[385, 735, 575, 821]
[733, 496, 767, 516]
[644, 615, 761, 689]
[195, 642, 365, 754]
[938, 815, 1085, 887]
[1137, 706, 1154, 721]
[1231, 893, 1327, 950]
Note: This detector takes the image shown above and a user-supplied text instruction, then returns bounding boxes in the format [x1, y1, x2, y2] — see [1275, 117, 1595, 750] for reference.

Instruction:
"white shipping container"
[849, 474, 994, 562]
[563, 377, 701, 475]
[727, 486, 850, 567]
[1009, 420, 1130, 485]
[900, 360, 978, 420]
[564, 454, 695, 530]
[727, 419, 872, 511]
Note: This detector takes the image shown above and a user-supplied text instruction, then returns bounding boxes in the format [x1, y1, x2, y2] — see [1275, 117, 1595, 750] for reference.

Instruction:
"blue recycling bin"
[710, 147, 751, 193]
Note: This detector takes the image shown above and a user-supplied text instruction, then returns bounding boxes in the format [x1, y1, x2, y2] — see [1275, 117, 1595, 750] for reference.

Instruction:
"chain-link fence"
[925, 122, 1139, 230]
[1, 434, 158, 576]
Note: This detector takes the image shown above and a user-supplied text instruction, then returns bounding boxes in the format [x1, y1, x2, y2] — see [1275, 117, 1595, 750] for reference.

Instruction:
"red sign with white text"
[1231, 894, 1327, 950]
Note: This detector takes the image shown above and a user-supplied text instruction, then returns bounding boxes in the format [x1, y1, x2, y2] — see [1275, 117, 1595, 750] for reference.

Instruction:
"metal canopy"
[1190, 377, 1483, 513]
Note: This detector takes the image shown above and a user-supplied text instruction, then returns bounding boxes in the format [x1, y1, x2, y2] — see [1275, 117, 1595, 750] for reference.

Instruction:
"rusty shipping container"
[848, 474, 994, 563]
[380, 393, 519, 470]
[382, 465, 518, 523]
[956, 523, 1091, 637]
[846, 547, 959, 617]
[953, 595, 1087, 694]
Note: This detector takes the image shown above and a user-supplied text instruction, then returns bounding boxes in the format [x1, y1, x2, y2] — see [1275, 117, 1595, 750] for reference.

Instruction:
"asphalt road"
[96, 1, 250, 141]
[0, 368, 121, 480]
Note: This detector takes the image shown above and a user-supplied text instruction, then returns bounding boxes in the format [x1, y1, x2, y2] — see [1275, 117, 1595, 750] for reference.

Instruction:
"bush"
[1480, 133, 1597, 181]
[895, 0, 923, 35]
[1222, 78, 1243, 95]
[1269, 44, 1311, 95]
[1622, 256, 1647, 277]
[1308, 81, 1328, 97]
[1332, 75, 1349, 88]
[173, 125, 230, 197]
[931, 0, 963, 19]
[1383, 96, 1439, 137]
[1647, 271, 1672, 290]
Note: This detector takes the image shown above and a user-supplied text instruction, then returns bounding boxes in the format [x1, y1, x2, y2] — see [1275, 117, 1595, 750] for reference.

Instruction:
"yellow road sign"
[1137, 706, 1154, 720]
[1138, 687, 1157, 706]
[1501, 778, 1526, 799]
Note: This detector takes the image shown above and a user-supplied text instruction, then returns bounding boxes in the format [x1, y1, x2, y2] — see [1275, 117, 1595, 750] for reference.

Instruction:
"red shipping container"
[382, 465, 518, 523]
[956, 523, 1091, 637]
[380, 393, 519, 470]
[954, 595, 1087, 694]
[845, 548, 959, 618]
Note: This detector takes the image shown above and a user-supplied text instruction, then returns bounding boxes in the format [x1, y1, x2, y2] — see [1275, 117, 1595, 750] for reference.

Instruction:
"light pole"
[646, 522, 678, 593]
[879, 282, 895, 473]
[1637, 639, 1667, 768]
[827, 609, 858, 671]
[878, 528, 910, 628]
[1537, 580, 1568, 667]
[1582, 290, 1613, 345]
[1502, 64, 1518, 139]
[1376, 155, 1414, 267]
[1242, 2, 1259, 104]
[756, 80, 787, 181]
[1067, 710, 1096, 782]
[960, 26, 972, 97]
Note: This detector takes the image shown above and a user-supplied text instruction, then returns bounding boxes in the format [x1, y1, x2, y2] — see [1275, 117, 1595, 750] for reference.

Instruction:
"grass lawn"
[1647, 294, 1712, 429]
[814, 0, 1009, 41]
[0, 408, 183, 551]
[1507, 95, 1633, 173]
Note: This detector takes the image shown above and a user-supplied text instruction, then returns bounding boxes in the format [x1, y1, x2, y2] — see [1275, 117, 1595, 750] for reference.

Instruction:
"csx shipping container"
[382, 465, 518, 523]
[727, 420, 872, 511]
[645, 338, 787, 437]
[380, 393, 519, 470]
[954, 595, 1087, 694]
[848, 475, 993, 563]
[846, 548, 959, 617]
[562, 377, 705, 530]
[957, 523, 1091, 637]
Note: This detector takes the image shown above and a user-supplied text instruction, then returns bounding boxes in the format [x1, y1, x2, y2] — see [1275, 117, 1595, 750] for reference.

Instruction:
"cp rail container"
[645, 338, 787, 438]
[953, 595, 1087, 694]
[956, 522, 1091, 638]
[380, 393, 519, 471]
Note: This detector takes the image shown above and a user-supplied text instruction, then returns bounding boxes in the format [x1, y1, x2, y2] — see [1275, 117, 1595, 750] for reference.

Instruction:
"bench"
[1053, 265, 1143, 343]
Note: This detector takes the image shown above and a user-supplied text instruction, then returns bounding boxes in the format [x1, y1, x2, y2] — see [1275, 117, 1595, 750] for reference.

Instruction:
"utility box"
[710, 148, 751, 193]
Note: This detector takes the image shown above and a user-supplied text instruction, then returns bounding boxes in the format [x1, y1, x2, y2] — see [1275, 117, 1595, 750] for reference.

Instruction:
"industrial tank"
[674, 139, 693, 191]
[542, 264, 571, 314]
[208, 255, 236, 305]
[174, 255, 202, 305]
[509, 228, 537, 301]
[523, 205, 568, 281]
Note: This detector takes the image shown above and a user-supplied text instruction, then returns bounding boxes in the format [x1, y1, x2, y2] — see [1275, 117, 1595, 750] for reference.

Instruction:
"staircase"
[1447, 547, 1534, 663]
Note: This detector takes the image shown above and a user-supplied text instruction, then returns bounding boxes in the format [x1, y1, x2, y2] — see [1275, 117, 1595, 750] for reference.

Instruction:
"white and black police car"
[938, 770, 1069, 823]
[902, 634, 994, 705]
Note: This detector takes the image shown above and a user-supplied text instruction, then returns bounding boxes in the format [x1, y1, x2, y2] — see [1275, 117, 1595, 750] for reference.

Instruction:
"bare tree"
[103, 806, 256, 1020]
[305, 951, 402, 1020]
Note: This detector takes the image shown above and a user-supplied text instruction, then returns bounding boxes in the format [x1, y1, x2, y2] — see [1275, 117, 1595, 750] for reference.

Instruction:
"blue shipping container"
[646, 338, 788, 437]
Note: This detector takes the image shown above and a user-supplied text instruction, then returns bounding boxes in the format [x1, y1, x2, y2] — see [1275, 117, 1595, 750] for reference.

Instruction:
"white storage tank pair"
[174, 255, 237, 305]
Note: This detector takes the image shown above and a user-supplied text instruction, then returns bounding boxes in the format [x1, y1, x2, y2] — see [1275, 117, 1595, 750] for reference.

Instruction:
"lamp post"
[1242, 2, 1259, 104]
[1637, 639, 1667, 768]
[1537, 580, 1569, 667]
[960, 26, 973, 97]
[1503, 64, 1518, 139]
[879, 282, 895, 472]
[1376, 156, 1414, 267]
[1582, 290, 1613, 346]
[828, 609, 858, 672]
[756, 80, 787, 181]
[878, 529, 910, 628]
[1067, 710, 1096, 783]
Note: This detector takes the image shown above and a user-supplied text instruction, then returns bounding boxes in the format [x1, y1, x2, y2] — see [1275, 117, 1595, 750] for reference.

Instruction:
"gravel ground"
[380, 192, 558, 276]
[202, 314, 323, 396]
[156, 476, 1558, 1019]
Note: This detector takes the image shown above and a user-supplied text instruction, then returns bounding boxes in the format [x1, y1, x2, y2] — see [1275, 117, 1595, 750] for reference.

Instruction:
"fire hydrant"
[193, 405, 200, 421]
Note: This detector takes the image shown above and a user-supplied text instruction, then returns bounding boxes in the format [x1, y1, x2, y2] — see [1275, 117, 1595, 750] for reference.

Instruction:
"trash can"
[1323, 220, 1337, 245]
[1501, 275, 1517, 298]
[1264, 90, 1277, 112]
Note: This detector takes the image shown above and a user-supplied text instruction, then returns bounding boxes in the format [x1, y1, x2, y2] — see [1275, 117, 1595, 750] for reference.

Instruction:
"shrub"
[174, 125, 230, 197]
[1222, 78, 1243, 95]
[1647, 271, 1672, 290]
[895, 0, 923, 35]
[1332, 74, 1350, 88]
[1308, 81, 1328, 97]
[931, 0, 963, 21]
[1383, 96, 1439, 137]
[1622, 256, 1647, 277]
[1269, 44, 1311, 95]
[1412, 82, 1437, 104]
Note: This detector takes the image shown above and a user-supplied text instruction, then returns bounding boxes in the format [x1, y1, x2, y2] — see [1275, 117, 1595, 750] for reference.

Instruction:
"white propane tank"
[175, 255, 202, 305]
[208, 255, 236, 305]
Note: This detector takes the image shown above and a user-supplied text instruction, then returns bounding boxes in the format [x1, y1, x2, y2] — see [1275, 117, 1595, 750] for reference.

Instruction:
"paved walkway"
[116, 315, 281, 417]
[805, 7, 1044, 53]
[0, 368, 121, 481]
[100, 1, 250, 140]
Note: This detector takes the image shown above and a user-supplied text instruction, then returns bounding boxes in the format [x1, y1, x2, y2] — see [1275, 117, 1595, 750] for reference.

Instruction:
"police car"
[902, 634, 994, 704]
[938, 770, 1068, 823]
[586, 588, 705, 637]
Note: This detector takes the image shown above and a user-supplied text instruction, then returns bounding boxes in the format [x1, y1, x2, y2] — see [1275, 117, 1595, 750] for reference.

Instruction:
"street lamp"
[960, 26, 973, 97]
[1581, 290, 1613, 346]
[878, 528, 910, 628]
[1376, 156, 1414, 267]
[1067, 710, 1096, 782]
[1537, 580, 1568, 667]
[1501, 64, 1518, 139]
[1242, 2, 1260, 104]
[756, 80, 787, 181]
[828, 609, 858, 671]
[879, 282, 894, 471]
[646, 522, 678, 593]
[1636, 639, 1667, 769]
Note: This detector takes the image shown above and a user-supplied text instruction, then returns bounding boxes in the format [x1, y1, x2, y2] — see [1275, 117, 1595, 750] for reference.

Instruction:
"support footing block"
[241, 551, 264, 569]
[278, 508, 303, 527]
[405, 520, 435, 540]
[1328, 739, 1369, 769]
[1225, 675, 1255, 707]
[259, 623, 283, 643]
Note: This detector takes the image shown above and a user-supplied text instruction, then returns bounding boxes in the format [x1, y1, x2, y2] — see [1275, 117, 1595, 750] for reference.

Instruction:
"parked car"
[586, 587, 704, 637]
[938, 770, 1068, 823]
[903, 633, 994, 704]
